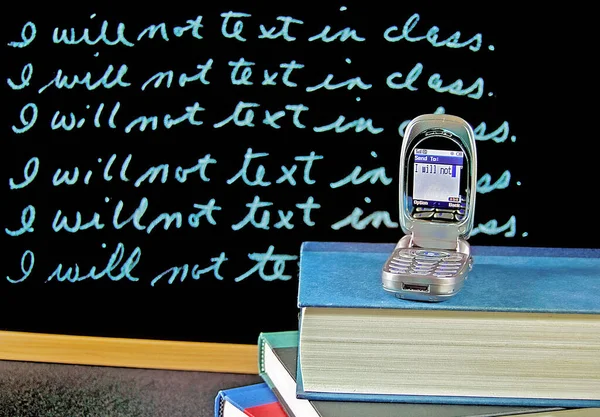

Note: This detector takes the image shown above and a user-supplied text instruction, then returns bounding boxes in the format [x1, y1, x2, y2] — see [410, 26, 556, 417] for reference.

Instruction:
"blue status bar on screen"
[415, 149, 463, 166]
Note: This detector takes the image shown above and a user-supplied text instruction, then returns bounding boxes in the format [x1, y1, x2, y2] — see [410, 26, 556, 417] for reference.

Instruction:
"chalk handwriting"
[12, 103, 38, 134]
[331, 198, 399, 230]
[471, 216, 517, 237]
[259, 16, 303, 41]
[330, 152, 392, 188]
[53, 14, 134, 46]
[140, 60, 213, 90]
[7, 63, 33, 90]
[233, 245, 298, 282]
[309, 26, 365, 42]
[151, 252, 227, 286]
[477, 171, 511, 193]
[8, 21, 36, 48]
[9, 157, 39, 189]
[38, 64, 130, 93]
[45, 243, 141, 283]
[384, 13, 482, 51]
[6, 250, 34, 284]
[5, 205, 36, 236]
[221, 12, 250, 41]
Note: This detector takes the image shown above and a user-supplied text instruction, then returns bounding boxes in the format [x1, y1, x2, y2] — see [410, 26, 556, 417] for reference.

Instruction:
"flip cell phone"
[382, 114, 477, 302]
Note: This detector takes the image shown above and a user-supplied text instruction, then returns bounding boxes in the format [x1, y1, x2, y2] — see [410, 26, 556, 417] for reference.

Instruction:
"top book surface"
[298, 242, 600, 313]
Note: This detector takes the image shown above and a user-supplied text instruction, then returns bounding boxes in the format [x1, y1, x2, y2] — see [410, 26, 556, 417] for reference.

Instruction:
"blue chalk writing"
[7, 63, 33, 90]
[10, 156, 39, 189]
[38, 64, 130, 93]
[296, 196, 320, 226]
[53, 167, 79, 186]
[473, 121, 511, 143]
[259, 16, 303, 41]
[263, 110, 286, 128]
[46, 243, 141, 283]
[383, 13, 482, 51]
[103, 154, 132, 182]
[285, 104, 309, 128]
[134, 164, 168, 187]
[179, 60, 213, 87]
[146, 212, 182, 234]
[274, 210, 294, 229]
[124, 103, 204, 133]
[428, 73, 484, 99]
[93, 102, 120, 128]
[233, 246, 298, 282]
[472, 215, 517, 237]
[309, 26, 365, 42]
[52, 210, 104, 232]
[229, 58, 254, 85]
[8, 21, 36, 48]
[6, 250, 34, 284]
[331, 206, 398, 230]
[306, 74, 372, 92]
[141, 70, 173, 90]
[477, 171, 511, 194]
[51, 110, 85, 131]
[175, 155, 216, 183]
[330, 164, 392, 189]
[12, 103, 38, 134]
[113, 198, 150, 231]
[173, 16, 203, 39]
[53, 15, 134, 47]
[277, 165, 297, 185]
[227, 148, 271, 186]
[221, 12, 250, 41]
[295, 152, 322, 184]
[151, 252, 227, 286]
[5, 205, 36, 236]
[112, 198, 219, 233]
[137, 23, 169, 41]
[262, 70, 278, 85]
[314, 115, 384, 134]
[188, 200, 221, 226]
[386, 63, 423, 91]
[232, 196, 272, 230]
[214, 101, 259, 128]
[280, 61, 304, 87]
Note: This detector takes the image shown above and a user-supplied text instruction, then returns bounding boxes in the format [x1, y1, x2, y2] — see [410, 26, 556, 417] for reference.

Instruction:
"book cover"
[214, 382, 287, 417]
[296, 242, 600, 407]
[258, 330, 566, 417]
[298, 242, 600, 313]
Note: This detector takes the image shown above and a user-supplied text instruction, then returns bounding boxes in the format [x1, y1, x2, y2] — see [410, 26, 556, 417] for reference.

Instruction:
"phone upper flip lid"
[399, 114, 477, 249]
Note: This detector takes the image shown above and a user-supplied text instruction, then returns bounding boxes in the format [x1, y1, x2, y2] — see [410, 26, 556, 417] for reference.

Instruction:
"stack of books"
[215, 241, 600, 417]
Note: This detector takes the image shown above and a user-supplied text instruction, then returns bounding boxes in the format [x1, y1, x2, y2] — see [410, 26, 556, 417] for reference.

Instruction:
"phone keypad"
[414, 207, 465, 222]
[387, 249, 468, 278]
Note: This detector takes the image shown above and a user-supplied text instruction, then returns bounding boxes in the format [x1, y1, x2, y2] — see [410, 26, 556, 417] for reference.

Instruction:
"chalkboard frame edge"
[0, 330, 257, 374]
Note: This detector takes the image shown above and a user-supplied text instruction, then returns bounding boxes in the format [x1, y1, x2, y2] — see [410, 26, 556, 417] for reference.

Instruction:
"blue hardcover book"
[296, 241, 600, 408]
[214, 383, 286, 417]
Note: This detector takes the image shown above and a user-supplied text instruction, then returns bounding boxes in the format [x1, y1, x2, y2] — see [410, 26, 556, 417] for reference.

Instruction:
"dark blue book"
[296, 242, 600, 408]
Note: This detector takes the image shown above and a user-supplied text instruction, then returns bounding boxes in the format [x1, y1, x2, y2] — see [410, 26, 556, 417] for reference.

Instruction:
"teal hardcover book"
[296, 242, 600, 407]
[258, 330, 565, 417]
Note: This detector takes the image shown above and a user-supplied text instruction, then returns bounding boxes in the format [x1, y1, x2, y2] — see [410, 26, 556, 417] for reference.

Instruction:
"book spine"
[213, 391, 225, 417]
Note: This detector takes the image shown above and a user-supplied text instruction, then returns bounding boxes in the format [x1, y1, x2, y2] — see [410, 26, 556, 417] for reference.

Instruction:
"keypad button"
[415, 250, 448, 258]
[416, 207, 435, 212]
[434, 212, 454, 221]
[414, 211, 434, 219]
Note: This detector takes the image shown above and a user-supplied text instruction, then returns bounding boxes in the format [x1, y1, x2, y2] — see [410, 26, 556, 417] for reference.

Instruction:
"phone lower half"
[381, 235, 472, 302]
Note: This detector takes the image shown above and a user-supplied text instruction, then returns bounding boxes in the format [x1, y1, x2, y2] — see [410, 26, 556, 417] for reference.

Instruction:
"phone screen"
[406, 131, 469, 223]
[413, 148, 463, 208]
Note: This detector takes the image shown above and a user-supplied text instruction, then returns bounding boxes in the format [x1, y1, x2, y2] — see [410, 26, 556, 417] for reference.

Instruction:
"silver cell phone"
[382, 114, 477, 302]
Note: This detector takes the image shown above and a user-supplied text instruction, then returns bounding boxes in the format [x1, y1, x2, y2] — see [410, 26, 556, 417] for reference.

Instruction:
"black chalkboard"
[2, 3, 595, 344]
